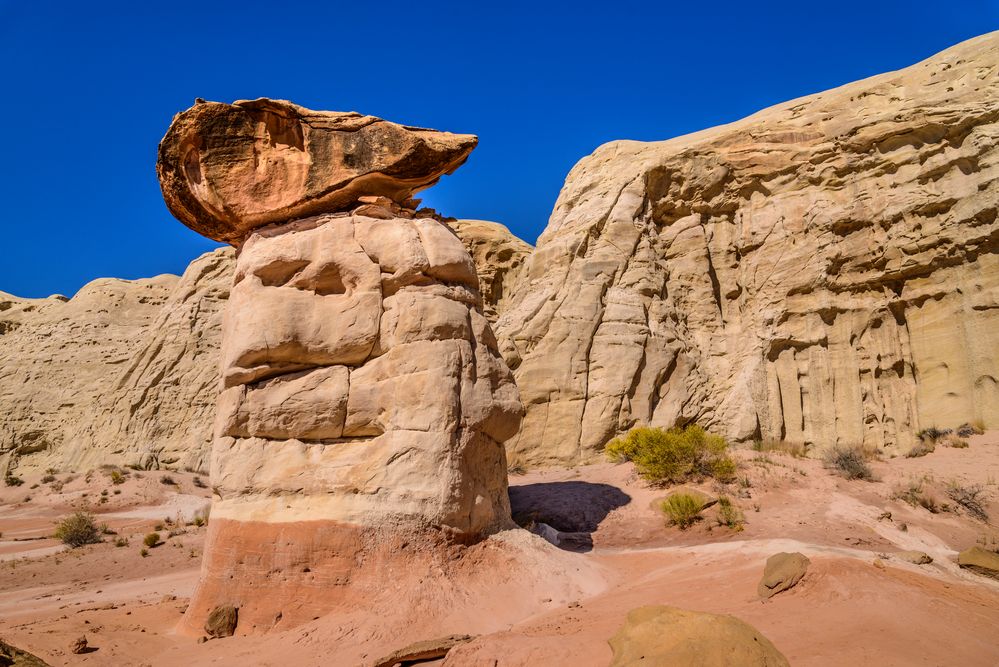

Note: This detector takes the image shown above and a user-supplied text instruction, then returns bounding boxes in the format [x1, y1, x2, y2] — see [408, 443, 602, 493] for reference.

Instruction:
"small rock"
[758, 552, 810, 599]
[958, 546, 999, 580]
[369, 634, 474, 667]
[873, 558, 886, 569]
[197, 636, 207, 644]
[71, 636, 88, 654]
[895, 550, 933, 565]
[204, 605, 238, 638]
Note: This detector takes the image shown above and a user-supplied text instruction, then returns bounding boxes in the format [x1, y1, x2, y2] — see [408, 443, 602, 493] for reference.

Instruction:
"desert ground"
[2, 434, 997, 666]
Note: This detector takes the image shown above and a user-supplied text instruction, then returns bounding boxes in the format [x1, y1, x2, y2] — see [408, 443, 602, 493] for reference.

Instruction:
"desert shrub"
[916, 427, 952, 443]
[752, 439, 807, 458]
[4, 474, 24, 487]
[50, 480, 64, 492]
[906, 439, 935, 458]
[947, 437, 970, 449]
[894, 478, 939, 513]
[716, 497, 744, 531]
[109, 469, 126, 485]
[143, 532, 161, 548]
[193, 515, 206, 528]
[605, 425, 736, 485]
[956, 423, 984, 438]
[114, 537, 129, 547]
[54, 512, 102, 548]
[140, 548, 149, 558]
[113, 489, 121, 495]
[40, 474, 56, 484]
[947, 482, 988, 522]
[823, 445, 875, 481]
[160, 475, 177, 486]
[192, 476, 207, 489]
[661, 493, 702, 529]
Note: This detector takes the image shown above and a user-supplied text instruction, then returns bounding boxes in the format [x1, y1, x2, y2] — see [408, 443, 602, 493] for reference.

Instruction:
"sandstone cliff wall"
[0, 221, 524, 473]
[0, 249, 233, 474]
[497, 32, 999, 464]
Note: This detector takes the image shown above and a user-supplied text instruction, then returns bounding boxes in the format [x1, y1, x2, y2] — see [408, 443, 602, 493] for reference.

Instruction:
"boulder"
[758, 552, 810, 599]
[204, 605, 238, 638]
[496, 32, 999, 464]
[608, 605, 790, 667]
[957, 546, 999, 580]
[157, 99, 477, 243]
[70, 636, 88, 654]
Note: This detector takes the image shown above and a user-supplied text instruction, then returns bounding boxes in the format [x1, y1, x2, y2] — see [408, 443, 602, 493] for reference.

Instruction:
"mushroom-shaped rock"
[758, 552, 810, 599]
[157, 98, 477, 243]
[608, 605, 790, 667]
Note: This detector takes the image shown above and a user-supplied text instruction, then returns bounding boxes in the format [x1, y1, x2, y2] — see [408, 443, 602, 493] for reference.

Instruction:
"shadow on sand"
[508, 481, 631, 553]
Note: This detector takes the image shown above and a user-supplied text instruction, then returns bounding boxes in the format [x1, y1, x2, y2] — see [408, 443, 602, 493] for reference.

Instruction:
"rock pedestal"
[158, 100, 523, 632]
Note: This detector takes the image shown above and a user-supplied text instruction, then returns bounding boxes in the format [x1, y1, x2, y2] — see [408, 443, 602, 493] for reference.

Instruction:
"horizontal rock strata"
[497, 32, 999, 464]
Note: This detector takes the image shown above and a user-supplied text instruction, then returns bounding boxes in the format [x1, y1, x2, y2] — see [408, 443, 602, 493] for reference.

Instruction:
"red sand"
[2, 435, 998, 665]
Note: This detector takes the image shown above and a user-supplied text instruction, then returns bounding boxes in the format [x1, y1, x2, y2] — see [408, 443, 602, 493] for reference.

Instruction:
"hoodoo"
[157, 99, 524, 632]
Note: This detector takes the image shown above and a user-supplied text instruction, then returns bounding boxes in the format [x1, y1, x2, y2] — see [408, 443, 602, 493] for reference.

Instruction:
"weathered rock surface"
[204, 606, 238, 638]
[449, 219, 533, 322]
[958, 546, 999, 579]
[161, 104, 527, 631]
[758, 552, 810, 599]
[0, 639, 50, 666]
[607, 605, 790, 667]
[0, 248, 233, 474]
[0, 218, 523, 476]
[498, 32, 999, 464]
[158, 98, 477, 243]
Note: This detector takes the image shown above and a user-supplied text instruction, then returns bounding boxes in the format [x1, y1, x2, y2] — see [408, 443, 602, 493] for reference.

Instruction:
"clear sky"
[2, 1, 996, 297]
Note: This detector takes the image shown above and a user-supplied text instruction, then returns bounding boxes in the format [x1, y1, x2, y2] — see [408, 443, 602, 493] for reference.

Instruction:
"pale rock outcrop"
[158, 101, 526, 630]
[0, 248, 232, 474]
[0, 218, 520, 475]
[498, 32, 999, 464]
[607, 605, 790, 667]
[449, 219, 533, 322]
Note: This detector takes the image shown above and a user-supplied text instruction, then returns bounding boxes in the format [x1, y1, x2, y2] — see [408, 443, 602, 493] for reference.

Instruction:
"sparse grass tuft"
[109, 469, 126, 485]
[159, 475, 177, 486]
[893, 477, 939, 513]
[752, 439, 807, 458]
[660, 493, 702, 529]
[605, 425, 736, 485]
[192, 476, 207, 489]
[54, 512, 102, 548]
[957, 422, 984, 438]
[715, 497, 744, 531]
[40, 474, 56, 484]
[114, 537, 129, 547]
[906, 439, 935, 458]
[823, 445, 875, 481]
[4, 474, 24, 487]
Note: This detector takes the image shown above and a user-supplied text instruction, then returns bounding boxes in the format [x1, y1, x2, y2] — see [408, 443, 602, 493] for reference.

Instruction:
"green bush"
[143, 532, 161, 548]
[54, 512, 102, 548]
[4, 474, 24, 487]
[661, 493, 702, 529]
[109, 469, 126, 485]
[605, 425, 736, 485]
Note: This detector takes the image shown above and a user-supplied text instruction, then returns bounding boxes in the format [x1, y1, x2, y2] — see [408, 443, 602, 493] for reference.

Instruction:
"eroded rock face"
[157, 99, 477, 243]
[0, 249, 233, 474]
[0, 220, 522, 476]
[498, 32, 999, 464]
[159, 102, 525, 630]
[209, 211, 521, 534]
[449, 220, 533, 322]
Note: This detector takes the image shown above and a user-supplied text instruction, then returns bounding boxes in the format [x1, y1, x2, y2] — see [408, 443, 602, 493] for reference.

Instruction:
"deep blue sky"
[2, 1, 996, 297]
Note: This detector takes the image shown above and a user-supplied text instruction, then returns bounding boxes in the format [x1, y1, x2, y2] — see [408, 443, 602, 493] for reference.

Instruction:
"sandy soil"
[1, 436, 998, 665]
